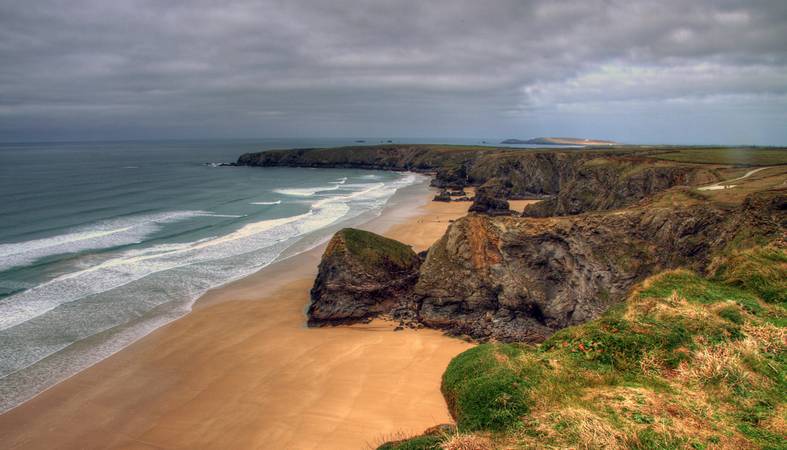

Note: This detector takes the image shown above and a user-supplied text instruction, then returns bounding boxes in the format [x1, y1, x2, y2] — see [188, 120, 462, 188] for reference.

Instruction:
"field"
[644, 147, 787, 166]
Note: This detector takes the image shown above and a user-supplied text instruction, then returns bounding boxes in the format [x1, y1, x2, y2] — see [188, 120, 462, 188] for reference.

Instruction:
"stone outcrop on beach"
[308, 228, 421, 326]
[308, 188, 785, 341]
[247, 143, 782, 341]
[468, 179, 512, 215]
[416, 197, 722, 341]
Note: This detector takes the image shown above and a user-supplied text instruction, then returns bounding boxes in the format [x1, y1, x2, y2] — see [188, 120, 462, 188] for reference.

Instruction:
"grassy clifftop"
[382, 245, 786, 449]
[332, 228, 419, 269]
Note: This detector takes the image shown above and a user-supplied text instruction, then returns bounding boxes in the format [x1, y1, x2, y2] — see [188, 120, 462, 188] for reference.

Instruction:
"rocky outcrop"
[414, 200, 723, 341]
[307, 187, 784, 341]
[433, 190, 451, 202]
[468, 179, 512, 216]
[522, 158, 719, 217]
[415, 188, 785, 341]
[308, 228, 421, 326]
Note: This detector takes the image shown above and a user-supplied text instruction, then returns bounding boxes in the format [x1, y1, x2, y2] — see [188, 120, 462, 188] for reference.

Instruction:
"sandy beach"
[0, 186, 476, 450]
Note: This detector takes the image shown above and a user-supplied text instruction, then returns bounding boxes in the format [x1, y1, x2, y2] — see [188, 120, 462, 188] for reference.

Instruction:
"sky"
[1, 0, 786, 145]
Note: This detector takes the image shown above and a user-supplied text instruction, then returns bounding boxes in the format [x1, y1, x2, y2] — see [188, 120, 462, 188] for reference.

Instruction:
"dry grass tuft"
[743, 322, 786, 353]
[761, 404, 787, 436]
[440, 433, 493, 450]
[557, 407, 626, 449]
[679, 346, 741, 382]
[651, 293, 713, 323]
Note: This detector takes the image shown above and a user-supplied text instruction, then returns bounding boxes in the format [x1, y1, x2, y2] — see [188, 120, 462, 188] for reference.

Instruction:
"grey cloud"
[0, 0, 786, 143]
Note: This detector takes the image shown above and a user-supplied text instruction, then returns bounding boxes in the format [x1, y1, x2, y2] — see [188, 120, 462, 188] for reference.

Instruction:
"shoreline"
[0, 181, 475, 449]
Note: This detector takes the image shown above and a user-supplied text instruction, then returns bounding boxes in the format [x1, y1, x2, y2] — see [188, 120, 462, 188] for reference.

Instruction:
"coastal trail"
[697, 166, 773, 191]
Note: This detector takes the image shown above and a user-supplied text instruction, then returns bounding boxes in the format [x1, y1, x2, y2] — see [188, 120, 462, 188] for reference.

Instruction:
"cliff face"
[415, 198, 726, 341]
[419, 188, 784, 341]
[238, 146, 721, 217]
[308, 228, 421, 326]
[521, 157, 720, 217]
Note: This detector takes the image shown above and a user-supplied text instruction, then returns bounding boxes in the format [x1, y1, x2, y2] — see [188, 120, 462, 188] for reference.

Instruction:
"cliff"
[378, 188, 785, 448]
[308, 188, 784, 341]
[238, 145, 723, 216]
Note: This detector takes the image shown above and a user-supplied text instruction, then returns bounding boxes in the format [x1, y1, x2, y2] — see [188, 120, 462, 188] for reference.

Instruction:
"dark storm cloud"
[0, 0, 786, 143]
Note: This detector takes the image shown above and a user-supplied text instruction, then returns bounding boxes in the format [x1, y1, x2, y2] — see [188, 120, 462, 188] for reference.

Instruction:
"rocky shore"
[307, 188, 784, 341]
[243, 145, 784, 342]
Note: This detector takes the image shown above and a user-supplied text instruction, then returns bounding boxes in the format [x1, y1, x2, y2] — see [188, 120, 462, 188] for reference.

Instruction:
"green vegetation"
[334, 228, 418, 268]
[381, 246, 786, 449]
[716, 246, 787, 306]
[648, 147, 787, 166]
[377, 434, 443, 450]
[441, 344, 533, 431]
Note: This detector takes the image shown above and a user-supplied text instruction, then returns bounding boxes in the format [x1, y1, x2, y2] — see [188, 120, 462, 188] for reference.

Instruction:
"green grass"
[442, 344, 533, 431]
[716, 246, 787, 306]
[632, 427, 687, 449]
[376, 434, 443, 450]
[335, 228, 418, 268]
[428, 246, 786, 448]
[648, 147, 787, 166]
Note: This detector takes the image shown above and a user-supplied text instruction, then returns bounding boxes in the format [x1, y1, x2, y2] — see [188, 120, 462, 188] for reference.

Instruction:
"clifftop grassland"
[239, 144, 786, 449]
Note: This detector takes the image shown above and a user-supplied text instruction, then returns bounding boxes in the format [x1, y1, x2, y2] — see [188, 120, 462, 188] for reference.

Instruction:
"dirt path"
[697, 166, 773, 191]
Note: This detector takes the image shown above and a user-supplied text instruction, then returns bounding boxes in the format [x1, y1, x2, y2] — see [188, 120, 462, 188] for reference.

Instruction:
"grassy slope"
[644, 148, 787, 166]
[382, 245, 786, 450]
[246, 144, 787, 167]
[334, 228, 418, 268]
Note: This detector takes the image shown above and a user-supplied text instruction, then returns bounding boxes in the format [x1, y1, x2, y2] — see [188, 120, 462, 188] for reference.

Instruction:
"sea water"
[0, 138, 434, 412]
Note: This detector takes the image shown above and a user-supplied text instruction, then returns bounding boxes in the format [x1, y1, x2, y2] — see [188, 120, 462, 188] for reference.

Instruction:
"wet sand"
[0, 188, 474, 450]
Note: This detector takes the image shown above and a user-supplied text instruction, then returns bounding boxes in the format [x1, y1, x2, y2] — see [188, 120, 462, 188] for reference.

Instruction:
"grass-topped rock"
[308, 228, 421, 326]
[432, 246, 786, 449]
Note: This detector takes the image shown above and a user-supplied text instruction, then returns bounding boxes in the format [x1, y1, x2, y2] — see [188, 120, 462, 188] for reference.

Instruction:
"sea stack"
[308, 228, 422, 326]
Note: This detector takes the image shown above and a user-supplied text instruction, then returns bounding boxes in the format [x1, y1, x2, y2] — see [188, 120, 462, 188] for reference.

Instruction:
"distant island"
[501, 137, 619, 146]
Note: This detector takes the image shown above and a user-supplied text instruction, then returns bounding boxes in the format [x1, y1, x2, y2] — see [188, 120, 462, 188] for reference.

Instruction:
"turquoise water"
[0, 139, 435, 412]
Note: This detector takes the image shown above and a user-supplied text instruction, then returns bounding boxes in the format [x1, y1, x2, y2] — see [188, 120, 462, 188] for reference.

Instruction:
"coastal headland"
[239, 144, 787, 448]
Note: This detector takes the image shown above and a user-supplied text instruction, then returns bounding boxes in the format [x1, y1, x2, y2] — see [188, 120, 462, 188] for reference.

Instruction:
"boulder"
[468, 180, 512, 215]
[433, 190, 451, 202]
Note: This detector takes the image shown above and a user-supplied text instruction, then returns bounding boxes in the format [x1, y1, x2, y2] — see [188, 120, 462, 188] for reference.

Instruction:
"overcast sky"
[1, 0, 786, 144]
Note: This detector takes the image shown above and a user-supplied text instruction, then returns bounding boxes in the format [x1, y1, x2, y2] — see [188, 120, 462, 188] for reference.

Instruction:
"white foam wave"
[329, 177, 347, 185]
[0, 192, 362, 332]
[0, 171, 424, 412]
[0, 211, 203, 273]
[274, 184, 340, 196]
[196, 213, 245, 218]
[249, 200, 282, 205]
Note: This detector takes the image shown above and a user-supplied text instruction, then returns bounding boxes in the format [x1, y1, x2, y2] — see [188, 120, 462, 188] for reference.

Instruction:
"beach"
[0, 186, 476, 450]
